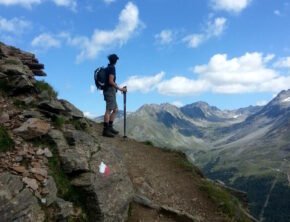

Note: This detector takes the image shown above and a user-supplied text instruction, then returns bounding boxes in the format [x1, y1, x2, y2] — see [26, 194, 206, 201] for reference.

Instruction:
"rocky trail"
[93, 124, 249, 222]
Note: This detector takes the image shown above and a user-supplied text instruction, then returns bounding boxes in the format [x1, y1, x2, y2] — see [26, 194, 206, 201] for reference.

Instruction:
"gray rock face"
[92, 148, 134, 222]
[13, 118, 51, 139]
[0, 42, 135, 222]
[60, 99, 84, 118]
[0, 172, 45, 222]
[38, 99, 66, 114]
[0, 57, 36, 92]
[48, 129, 134, 221]
[48, 129, 90, 173]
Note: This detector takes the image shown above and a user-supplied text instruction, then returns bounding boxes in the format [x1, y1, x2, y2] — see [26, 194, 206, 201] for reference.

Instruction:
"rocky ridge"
[0, 42, 256, 222]
[0, 42, 133, 221]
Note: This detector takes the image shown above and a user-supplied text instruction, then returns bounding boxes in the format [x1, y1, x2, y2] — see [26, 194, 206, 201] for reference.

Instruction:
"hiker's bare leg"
[109, 108, 118, 122]
[104, 109, 112, 123]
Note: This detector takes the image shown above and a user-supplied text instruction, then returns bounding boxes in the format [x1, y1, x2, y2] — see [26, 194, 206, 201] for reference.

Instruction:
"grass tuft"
[52, 116, 66, 129]
[35, 80, 58, 98]
[0, 125, 14, 152]
[199, 180, 251, 222]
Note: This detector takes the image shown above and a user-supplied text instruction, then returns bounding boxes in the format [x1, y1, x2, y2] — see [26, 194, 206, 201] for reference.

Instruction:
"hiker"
[103, 54, 127, 137]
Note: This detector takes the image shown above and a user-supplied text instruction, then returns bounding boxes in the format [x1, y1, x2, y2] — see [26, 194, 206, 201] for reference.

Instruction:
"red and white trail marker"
[99, 161, 110, 176]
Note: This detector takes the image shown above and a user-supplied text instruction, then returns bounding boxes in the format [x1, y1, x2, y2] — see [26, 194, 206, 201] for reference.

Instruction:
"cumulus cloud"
[0, 16, 30, 34]
[274, 57, 290, 68]
[31, 33, 61, 50]
[193, 52, 285, 93]
[122, 72, 165, 93]
[194, 53, 277, 85]
[155, 52, 290, 96]
[70, 2, 141, 62]
[0, 0, 77, 9]
[155, 29, 174, 45]
[183, 17, 227, 48]
[210, 0, 252, 13]
[157, 77, 210, 96]
[0, 0, 42, 8]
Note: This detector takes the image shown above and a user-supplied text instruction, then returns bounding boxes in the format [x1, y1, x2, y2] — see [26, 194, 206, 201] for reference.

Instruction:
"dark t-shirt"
[106, 64, 116, 84]
[104, 64, 116, 92]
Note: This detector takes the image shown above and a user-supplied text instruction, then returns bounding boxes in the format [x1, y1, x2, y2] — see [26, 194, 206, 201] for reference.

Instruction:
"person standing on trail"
[103, 54, 127, 137]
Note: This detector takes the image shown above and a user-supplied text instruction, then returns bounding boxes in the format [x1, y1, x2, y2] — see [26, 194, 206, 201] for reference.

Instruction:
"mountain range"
[114, 90, 290, 222]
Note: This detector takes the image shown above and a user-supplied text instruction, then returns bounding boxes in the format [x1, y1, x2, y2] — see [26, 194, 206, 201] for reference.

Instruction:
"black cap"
[108, 54, 119, 63]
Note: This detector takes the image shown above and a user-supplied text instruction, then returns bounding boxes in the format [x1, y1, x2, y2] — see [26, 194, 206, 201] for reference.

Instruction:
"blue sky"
[1, 0, 290, 117]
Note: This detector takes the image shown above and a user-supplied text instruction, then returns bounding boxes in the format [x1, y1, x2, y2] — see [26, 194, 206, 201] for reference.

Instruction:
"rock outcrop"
[0, 42, 134, 221]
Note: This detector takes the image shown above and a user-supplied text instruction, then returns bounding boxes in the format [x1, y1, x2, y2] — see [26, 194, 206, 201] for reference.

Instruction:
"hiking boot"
[102, 128, 115, 137]
[109, 126, 119, 135]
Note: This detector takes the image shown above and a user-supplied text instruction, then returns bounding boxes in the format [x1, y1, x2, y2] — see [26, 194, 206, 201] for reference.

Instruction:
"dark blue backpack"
[94, 67, 107, 90]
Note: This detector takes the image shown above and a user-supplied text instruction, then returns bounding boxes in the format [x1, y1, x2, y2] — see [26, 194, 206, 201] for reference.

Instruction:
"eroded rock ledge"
[0, 42, 134, 221]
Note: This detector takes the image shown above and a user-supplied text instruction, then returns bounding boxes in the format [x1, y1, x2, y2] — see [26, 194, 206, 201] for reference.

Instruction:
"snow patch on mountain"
[282, 97, 290, 103]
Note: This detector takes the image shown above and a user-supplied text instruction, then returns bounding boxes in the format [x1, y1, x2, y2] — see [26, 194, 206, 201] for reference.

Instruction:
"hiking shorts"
[103, 87, 118, 111]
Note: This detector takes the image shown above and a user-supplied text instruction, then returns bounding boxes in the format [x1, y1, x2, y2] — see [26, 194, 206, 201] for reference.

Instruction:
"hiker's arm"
[108, 74, 127, 92]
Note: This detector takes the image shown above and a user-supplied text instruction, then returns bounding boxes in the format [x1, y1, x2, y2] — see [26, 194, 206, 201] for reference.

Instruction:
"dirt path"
[93, 124, 231, 222]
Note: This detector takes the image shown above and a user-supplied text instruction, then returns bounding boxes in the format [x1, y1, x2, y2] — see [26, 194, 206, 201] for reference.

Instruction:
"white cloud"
[157, 77, 210, 96]
[0, 16, 30, 34]
[256, 100, 268, 106]
[193, 52, 282, 93]
[53, 0, 77, 10]
[183, 34, 205, 48]
[0, 0, 42, 8]
[70, 2, 141, 62]
[274, 57, 290, 68]
[183, 17, 227, 48]
[210, 0, 252, 13]
[206, 17, 227, 37]
[156, 52, 290, 96]
[0, 0, 76, 9]
[31, 33, 61, 50]
[155, 29, 173, 45]
[194, 53, 277, 85]
[84, 111, 98, 118]
[122, 72, 165, 93]
[171, 101, 184, 107]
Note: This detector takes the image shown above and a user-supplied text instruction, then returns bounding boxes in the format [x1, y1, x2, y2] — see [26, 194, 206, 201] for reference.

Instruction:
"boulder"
[60, 99, 84, 118]
[13, 118, 51, 140]
[38, 99, 66, 114]
[49, 129, 134, 221]
[8, 74, 35, 91]
[48, 129, 90, 173]
[72, 145, 134, 222]
[0, 57, 33, 76]
[0, 172, 45, 222]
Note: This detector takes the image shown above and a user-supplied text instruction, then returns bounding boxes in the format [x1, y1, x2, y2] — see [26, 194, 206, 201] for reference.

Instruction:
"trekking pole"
[123, 86, 127, 138]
